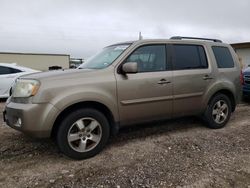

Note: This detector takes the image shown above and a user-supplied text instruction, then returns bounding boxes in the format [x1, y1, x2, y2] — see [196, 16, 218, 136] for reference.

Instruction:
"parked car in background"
[4, 37, 242, 159]
[0, 63, 40, 98]
[243, 65, 250, 97]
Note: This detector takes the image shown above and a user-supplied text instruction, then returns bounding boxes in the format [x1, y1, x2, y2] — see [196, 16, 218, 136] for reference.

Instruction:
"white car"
[0, 63, 40, 98]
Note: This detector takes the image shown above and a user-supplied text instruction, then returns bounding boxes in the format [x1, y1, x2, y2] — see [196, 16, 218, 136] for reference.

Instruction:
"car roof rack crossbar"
[170, 36, 222, 43]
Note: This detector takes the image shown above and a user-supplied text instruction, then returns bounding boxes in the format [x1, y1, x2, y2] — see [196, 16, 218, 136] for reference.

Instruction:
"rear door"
[115, 44, 173, 125]
[171, 44, 213, 117]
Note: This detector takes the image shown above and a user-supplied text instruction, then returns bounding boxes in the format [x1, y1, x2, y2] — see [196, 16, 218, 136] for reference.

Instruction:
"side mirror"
[122, 62, 138, 74]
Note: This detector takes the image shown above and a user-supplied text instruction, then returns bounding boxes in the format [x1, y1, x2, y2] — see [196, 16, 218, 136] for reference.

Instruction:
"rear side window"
[0, 66, 22, 75]
[212, 46, 234, 68]
[172, 45, 208, 70]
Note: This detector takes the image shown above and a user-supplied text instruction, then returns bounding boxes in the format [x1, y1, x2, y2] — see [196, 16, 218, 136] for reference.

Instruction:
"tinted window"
[173, 45, 208, 70]
[212, 46, 234, 68]
[125, 45, 167, 72]
[0, 66, 22, 75]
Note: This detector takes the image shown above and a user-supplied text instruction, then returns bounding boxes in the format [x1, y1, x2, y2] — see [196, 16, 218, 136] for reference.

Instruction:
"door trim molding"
[174, 92, 203, 100]
[121, 95, 173, 105]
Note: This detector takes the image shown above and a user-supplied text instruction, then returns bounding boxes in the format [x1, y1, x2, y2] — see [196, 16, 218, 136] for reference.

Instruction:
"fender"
[50, 88, 119, 122]
[202, 79, 236, 110]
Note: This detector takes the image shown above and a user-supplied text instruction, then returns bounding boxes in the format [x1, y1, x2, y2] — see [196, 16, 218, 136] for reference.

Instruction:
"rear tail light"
[240, 70, 244, 85]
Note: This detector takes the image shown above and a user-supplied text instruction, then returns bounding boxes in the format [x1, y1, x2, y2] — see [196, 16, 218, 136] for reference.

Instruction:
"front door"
[0, 66, 21, 96]
[115, 44, 173, 125]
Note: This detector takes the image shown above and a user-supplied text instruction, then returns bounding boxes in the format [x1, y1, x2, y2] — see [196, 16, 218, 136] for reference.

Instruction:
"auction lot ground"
[0, 101, 250, 188]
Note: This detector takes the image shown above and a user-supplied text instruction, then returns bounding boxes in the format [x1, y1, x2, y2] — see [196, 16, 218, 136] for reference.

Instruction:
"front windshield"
[78, 44, 130, 69]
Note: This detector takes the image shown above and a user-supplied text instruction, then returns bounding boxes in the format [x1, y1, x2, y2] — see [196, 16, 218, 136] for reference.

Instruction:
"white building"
[0, 52, 70, 71]
[231, 42, 250, 68]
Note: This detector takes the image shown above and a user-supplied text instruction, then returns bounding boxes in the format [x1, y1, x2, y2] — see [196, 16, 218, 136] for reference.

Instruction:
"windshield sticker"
[114, 45, 129, 50]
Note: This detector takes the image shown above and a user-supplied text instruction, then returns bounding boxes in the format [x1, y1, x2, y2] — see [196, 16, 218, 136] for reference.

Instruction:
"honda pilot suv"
[3, 36, 242, 159]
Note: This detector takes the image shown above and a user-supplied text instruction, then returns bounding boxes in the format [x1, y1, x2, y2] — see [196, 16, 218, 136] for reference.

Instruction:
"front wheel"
[56, 108, 110, 160]
[203, 94, 232, 129]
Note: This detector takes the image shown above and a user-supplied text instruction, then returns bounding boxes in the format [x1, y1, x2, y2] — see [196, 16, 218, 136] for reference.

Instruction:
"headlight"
[12, 79, 40, 98]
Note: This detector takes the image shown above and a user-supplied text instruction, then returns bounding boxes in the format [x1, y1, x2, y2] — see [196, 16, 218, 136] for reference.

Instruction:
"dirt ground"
[0, 101, 250, 188]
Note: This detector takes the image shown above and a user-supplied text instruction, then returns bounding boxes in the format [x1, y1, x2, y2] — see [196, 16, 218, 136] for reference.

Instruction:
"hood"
[20, 68, 97, 81]
[243, 67, 250, 75]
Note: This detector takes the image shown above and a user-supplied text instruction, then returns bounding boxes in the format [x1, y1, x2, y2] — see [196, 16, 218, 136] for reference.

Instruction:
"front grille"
[244, 75, 250, 85]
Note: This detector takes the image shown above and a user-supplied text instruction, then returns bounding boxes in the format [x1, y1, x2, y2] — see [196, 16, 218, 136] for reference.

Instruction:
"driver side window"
[125, 45, 167, 72]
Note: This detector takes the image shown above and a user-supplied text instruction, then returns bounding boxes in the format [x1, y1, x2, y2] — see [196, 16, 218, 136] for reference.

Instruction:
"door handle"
[203, 75, 213, 80]
[157, 79, 171, 85]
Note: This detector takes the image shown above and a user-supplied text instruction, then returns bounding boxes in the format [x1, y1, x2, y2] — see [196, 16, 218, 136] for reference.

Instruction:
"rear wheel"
[56, 108, 110, 160]
[204, 94, 232, 129]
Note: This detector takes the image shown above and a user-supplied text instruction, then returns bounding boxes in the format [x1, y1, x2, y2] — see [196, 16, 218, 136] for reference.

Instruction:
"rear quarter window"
[212, 46, 234, 68]
[0, 66, 22, 75]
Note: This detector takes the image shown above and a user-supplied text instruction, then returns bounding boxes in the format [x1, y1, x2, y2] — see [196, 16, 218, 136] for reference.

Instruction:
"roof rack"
[170, 36, 222, 43]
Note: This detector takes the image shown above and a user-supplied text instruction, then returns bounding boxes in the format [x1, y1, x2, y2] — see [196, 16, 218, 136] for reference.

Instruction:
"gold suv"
[4, 37, 242, 159]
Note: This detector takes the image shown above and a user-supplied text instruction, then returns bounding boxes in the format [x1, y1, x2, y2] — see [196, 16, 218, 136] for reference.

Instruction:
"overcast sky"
[0, 0, 250, 58]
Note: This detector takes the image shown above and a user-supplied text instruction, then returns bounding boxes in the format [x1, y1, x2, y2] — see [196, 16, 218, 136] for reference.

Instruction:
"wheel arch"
[51, 101, 119, 138]
[207, 89, 236, 112]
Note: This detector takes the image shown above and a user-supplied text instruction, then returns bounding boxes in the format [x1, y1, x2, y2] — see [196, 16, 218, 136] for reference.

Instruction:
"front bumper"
[3, 101, 59, 138]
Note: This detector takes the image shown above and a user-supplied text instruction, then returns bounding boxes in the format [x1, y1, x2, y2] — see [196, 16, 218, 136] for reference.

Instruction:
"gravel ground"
[0, 101, 250, 188]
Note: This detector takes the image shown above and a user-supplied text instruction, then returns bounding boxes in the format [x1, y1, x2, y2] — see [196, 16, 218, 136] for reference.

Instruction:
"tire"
[203, 94, 232, 129]
[56, 108, 110, 160]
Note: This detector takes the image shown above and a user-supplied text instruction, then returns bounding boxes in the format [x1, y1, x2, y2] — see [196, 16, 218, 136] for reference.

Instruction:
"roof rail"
[170, 36, 222, 43]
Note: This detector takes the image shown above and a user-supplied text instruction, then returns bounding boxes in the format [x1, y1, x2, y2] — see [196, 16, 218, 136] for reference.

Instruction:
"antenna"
[139, 32, 143, 40]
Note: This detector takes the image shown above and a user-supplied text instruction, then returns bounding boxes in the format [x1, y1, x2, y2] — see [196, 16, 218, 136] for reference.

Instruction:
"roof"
[231, 42, 250, 49]
[108, 37, 225, 47]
